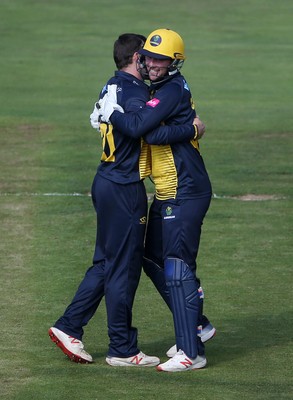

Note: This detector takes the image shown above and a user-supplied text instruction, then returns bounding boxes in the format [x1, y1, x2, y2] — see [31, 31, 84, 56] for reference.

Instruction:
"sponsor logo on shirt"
[146, 98, 160, 108]
[183, 79, 190, 91]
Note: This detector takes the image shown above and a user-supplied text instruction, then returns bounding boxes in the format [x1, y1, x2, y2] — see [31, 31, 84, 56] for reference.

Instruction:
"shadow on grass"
[96, 309, 293, 366]
[45, 309, 293, 367]
[203, 310, 293, 365]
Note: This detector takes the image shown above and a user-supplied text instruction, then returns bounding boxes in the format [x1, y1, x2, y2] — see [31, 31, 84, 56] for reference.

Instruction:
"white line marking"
[0, 192, 91, 197]
[0, 193, 285, 201]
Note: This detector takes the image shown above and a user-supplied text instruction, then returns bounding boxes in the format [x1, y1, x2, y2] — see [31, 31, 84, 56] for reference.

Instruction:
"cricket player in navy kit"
[98, 29, 214, 372]
[48, 33, 201, 367]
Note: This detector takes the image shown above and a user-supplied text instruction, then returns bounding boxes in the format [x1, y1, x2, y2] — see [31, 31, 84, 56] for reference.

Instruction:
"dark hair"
[113, 33, 146, 70]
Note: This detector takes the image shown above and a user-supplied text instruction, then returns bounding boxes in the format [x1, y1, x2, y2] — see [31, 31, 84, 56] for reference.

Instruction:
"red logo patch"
[131, 355, 143, 364]
[146, 98, 160, 108]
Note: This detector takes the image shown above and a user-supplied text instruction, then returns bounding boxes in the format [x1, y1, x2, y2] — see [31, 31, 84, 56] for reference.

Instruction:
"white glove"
[90, 102, 101, 130]
[107, 84, 119, 103]
[97, 84, 124, 123]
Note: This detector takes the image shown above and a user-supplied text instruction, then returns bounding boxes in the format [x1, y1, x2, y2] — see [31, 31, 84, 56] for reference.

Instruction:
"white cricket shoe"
[166, 322, 216, 358]
[157, 350, 207, 372]
[106, 351, 160, 367]
[49, 327, 93, 364]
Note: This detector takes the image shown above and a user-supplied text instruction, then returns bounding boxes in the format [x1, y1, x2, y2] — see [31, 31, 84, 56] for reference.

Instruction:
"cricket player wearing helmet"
[98, 29, 214, 372]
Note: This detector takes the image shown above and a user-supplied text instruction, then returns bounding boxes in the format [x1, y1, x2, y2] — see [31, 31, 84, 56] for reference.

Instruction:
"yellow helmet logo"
[140, 28, 185, 60]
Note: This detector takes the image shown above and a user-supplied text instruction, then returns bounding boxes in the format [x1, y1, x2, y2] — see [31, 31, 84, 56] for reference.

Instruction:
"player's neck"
[122, 63, 142, 80]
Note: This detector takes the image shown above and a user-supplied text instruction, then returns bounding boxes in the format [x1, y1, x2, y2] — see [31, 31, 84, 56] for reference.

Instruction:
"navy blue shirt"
[97, 71, 149, 184]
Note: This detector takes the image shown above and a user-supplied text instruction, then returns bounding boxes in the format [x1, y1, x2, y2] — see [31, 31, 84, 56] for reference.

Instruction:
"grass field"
[1, 0, 292, 399]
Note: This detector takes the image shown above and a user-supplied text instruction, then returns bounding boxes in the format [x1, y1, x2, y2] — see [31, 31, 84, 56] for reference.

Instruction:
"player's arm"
[97, 82, 205, 144]
[110, 83, 182, 138]
[143, 116, 205, 145]
[143, 123, 195, 144]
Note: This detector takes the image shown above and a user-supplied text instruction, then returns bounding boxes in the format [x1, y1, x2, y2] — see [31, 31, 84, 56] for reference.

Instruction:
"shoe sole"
[106, 357, 159, 367]
[200, 327, 216, 343]
[157, 358, 207, 372]
[48, 328, 92, 364]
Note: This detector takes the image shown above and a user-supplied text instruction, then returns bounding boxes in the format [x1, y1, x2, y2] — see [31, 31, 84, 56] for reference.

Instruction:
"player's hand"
[193, 117, 205, 139]
[98, 84, 124, 123]
[90, 102, 101, 130]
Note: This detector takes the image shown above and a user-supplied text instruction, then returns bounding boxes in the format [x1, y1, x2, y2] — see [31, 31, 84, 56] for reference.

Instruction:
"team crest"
[165, 206, 172, 216]
[150, 35, 162, 47]
[164, 206, 176, 220]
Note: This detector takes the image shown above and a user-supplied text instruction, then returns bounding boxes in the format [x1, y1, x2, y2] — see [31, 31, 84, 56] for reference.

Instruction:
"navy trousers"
[145, 196, 211, 271]
[144, 196, 211, 358]
[55, 173, 147, 357]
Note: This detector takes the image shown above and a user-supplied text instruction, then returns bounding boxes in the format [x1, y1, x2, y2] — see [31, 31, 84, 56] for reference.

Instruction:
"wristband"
[193, 124, 198, 140]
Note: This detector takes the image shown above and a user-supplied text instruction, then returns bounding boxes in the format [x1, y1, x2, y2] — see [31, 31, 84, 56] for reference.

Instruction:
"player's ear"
[133, 52, 140, 62]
